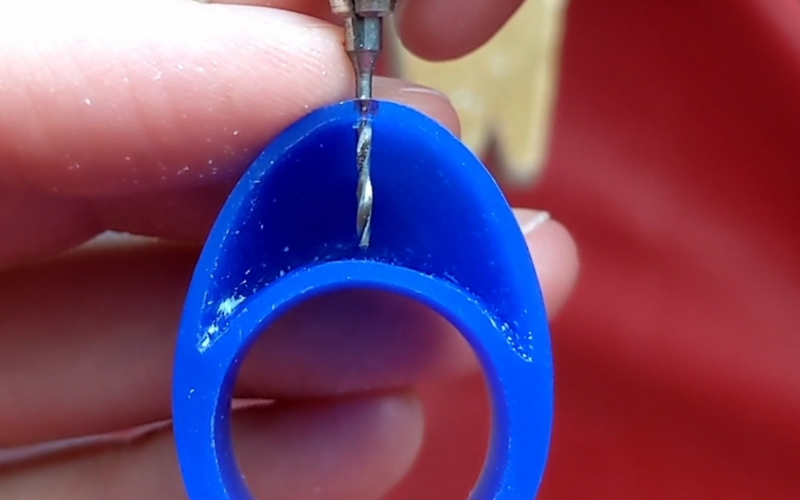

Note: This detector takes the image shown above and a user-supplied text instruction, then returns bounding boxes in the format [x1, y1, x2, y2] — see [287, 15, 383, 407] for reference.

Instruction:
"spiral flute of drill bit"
[355, 118, 373, 247]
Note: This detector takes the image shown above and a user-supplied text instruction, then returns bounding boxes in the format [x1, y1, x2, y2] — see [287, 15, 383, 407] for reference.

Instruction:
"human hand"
[0, 1, 578, 499]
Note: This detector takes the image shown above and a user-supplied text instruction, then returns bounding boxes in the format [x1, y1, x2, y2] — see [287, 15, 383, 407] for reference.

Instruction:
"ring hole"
[228, 288, 492, 500]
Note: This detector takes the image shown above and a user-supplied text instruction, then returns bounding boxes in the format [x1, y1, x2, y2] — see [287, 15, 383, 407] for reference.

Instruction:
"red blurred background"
[388, 0, 800, 498]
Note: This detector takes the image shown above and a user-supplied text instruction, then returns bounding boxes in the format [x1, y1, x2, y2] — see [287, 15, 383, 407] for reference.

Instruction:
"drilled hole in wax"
[228, 288, 491, 500]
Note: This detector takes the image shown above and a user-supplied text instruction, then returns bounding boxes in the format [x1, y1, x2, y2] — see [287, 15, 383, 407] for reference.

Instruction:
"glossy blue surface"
[172, 100, 553, 500]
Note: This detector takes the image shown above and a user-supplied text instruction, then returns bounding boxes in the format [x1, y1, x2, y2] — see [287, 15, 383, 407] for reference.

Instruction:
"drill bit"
[329, 0, 396, 248]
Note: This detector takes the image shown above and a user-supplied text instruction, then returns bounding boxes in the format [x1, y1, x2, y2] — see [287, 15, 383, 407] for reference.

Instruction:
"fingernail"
[517, 210, 551, 235]
[398, 82, 448, 98]
[374, 77, 449, 100]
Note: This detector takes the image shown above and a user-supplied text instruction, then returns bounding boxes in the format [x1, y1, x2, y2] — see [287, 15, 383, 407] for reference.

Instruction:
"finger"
[0, 0, 341, 196]
[0, 393, 423, 500]
[0, 1, 458, 197]
[395, 0, 527, 60]
[1, 75, 457, 266]
[0, 210, 575, 446]
[515, 208, 580, 317]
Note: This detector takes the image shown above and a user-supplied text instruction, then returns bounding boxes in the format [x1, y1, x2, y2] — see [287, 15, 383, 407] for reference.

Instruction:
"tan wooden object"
[392, 0, 569, 185]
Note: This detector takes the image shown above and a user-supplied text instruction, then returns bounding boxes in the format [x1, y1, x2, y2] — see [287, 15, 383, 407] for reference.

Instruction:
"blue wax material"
[172, 100, 554, 500]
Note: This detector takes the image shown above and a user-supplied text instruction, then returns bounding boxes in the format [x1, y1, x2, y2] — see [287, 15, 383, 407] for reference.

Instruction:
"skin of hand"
[0, 0, 579, 499]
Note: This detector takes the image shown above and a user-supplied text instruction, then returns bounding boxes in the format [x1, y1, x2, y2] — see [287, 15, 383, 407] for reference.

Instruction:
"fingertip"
[515, 209, 580, 317]
[394, 0, 526, 60]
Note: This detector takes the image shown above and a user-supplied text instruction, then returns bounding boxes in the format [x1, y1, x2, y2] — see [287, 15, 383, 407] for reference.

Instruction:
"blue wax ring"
[172, 100, 554, 500]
